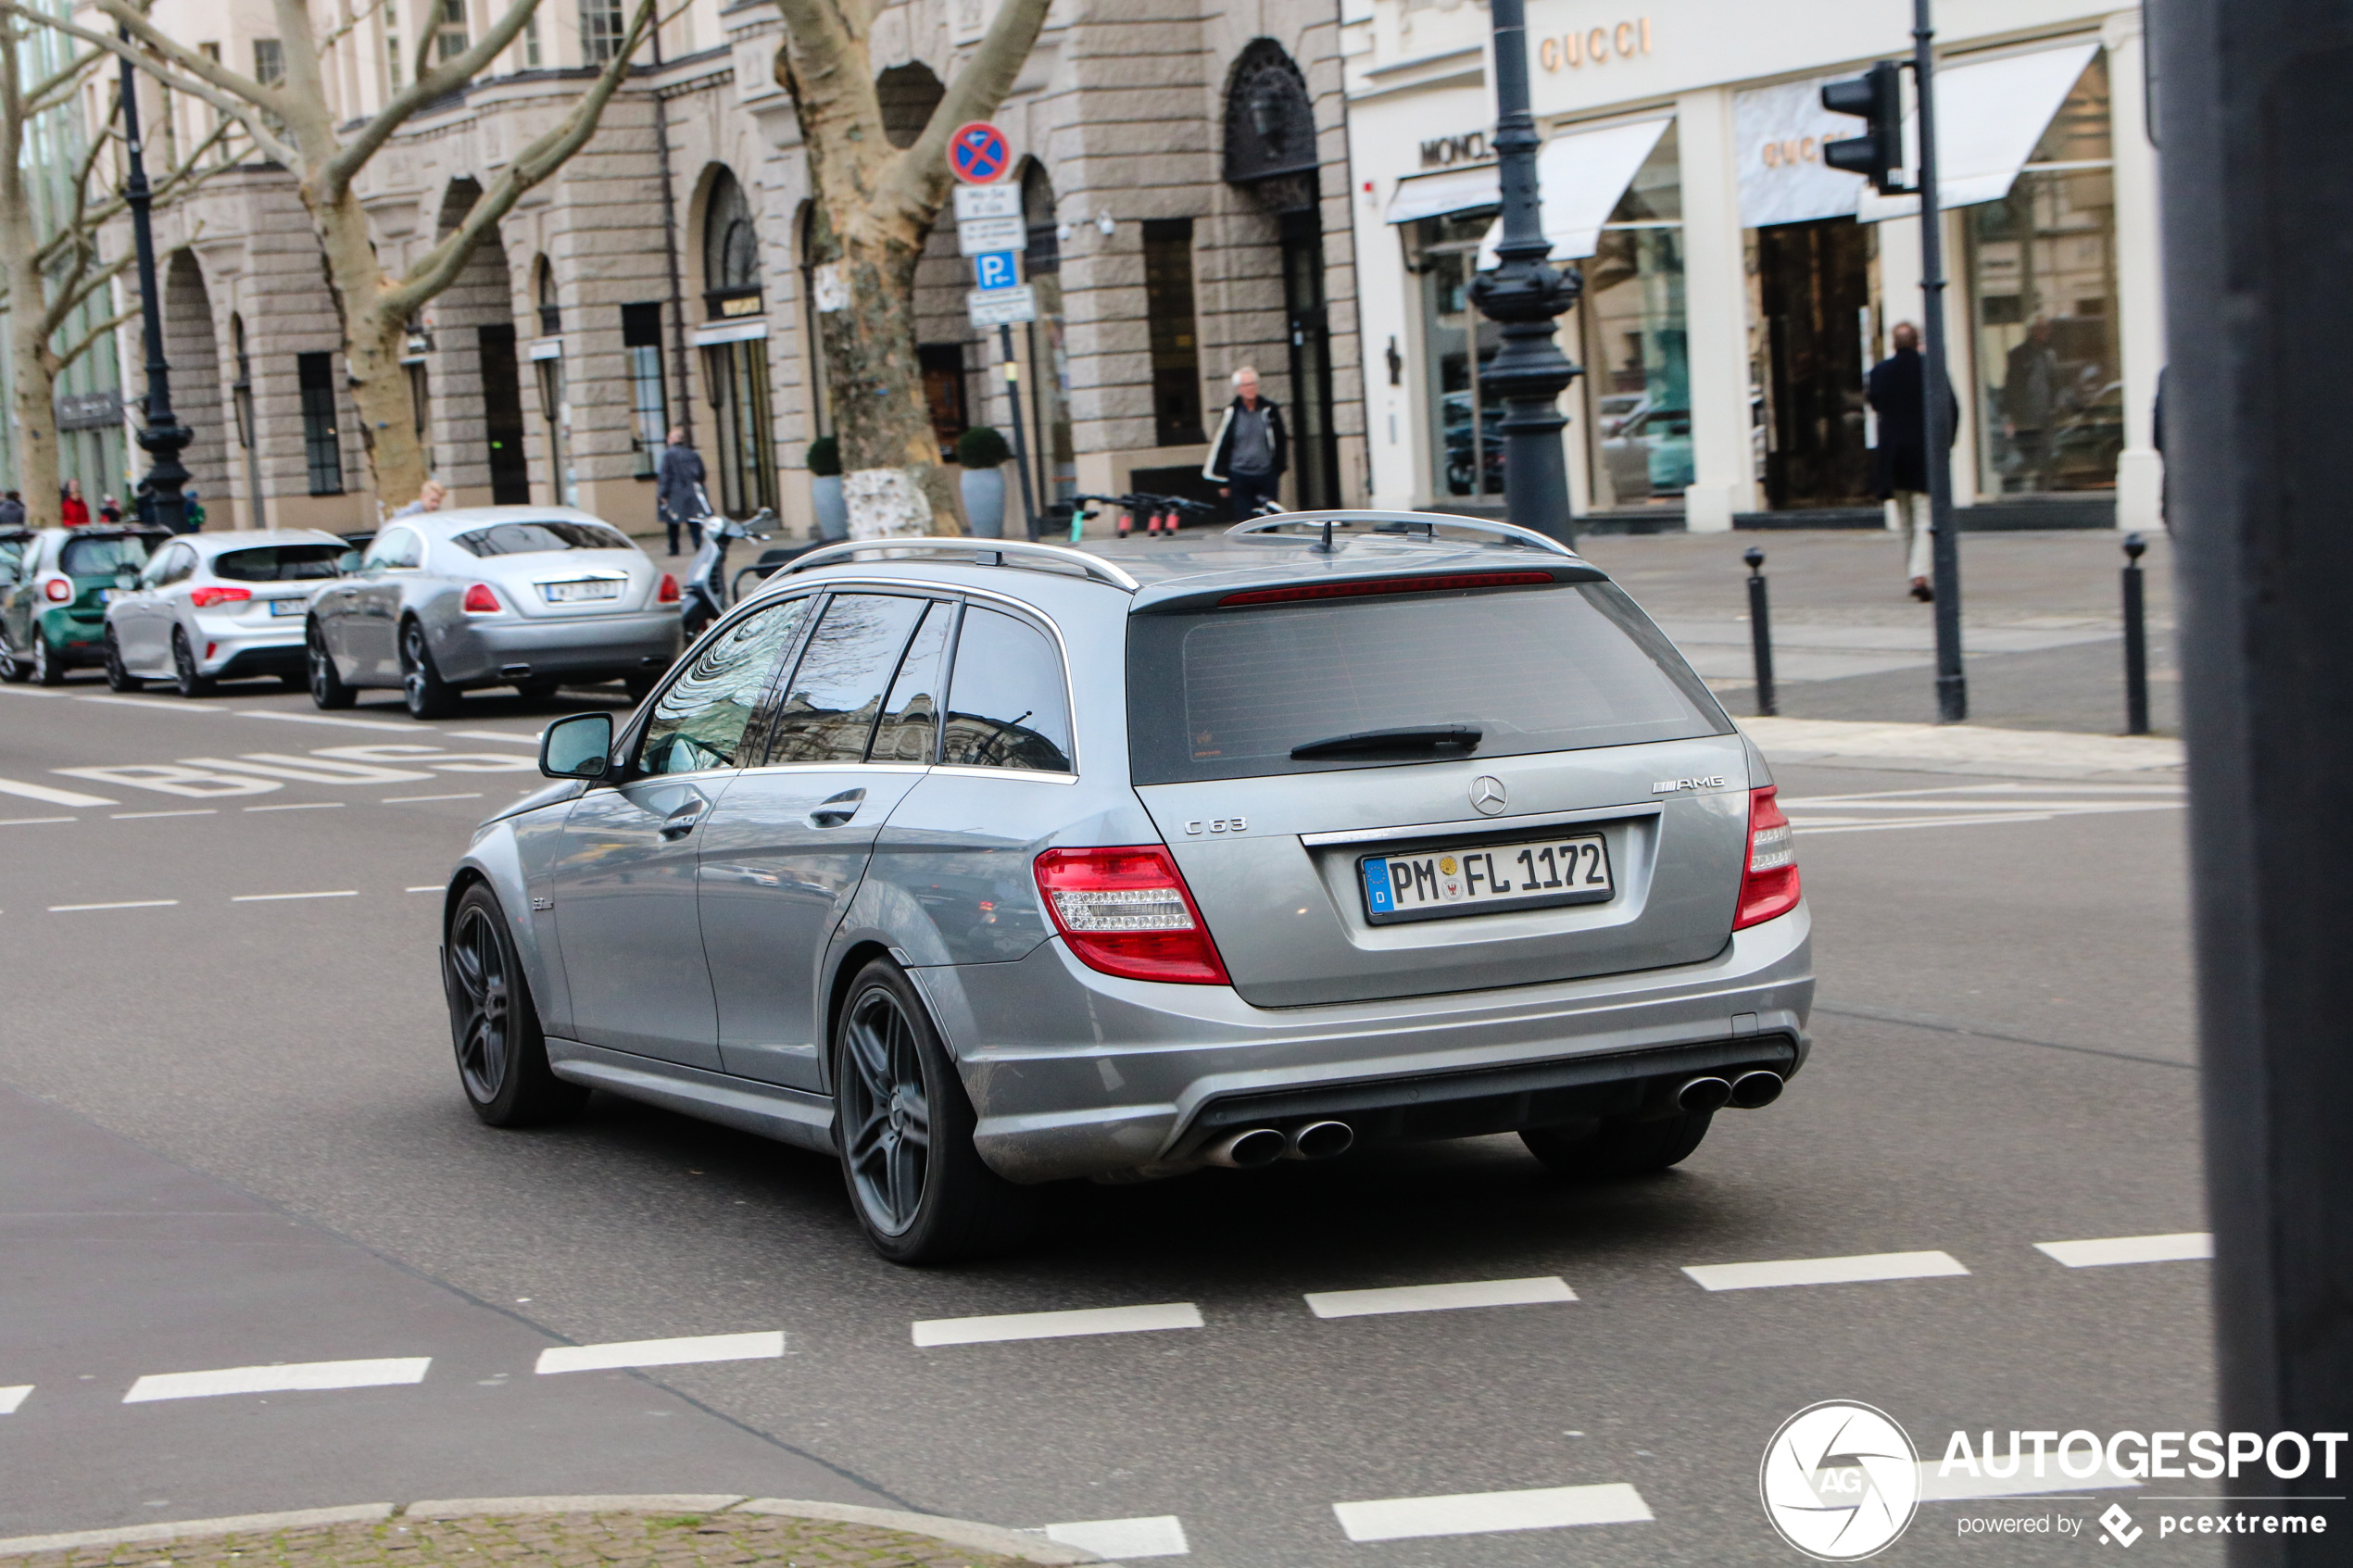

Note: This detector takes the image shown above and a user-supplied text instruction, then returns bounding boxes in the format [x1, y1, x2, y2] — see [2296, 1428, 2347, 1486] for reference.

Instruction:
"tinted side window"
[636, 597, 811, 776]
[868, 602, 953, 764]
[767, 595, 929, 764]
[941, 607, 1074, 772]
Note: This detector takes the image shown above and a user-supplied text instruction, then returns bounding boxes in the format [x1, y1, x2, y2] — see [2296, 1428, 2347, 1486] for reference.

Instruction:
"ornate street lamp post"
[1468, 0, 1582, 546]
[117, 39, 193, 533]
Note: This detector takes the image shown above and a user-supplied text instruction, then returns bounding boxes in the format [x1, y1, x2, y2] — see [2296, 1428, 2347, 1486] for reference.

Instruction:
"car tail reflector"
[1218, 571, 1555, 608]
[42, 578, 71, 602]
[462, 583, 502, 614]
[1732, 785, 1802, 930]
[189, 585, 251, 609]
[657, 572, 680, 604]
[1034, 845, 1230, 985]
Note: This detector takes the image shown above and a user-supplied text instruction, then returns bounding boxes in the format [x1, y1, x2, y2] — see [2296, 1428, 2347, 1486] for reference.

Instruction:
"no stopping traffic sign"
[950, 121, 1012, 184]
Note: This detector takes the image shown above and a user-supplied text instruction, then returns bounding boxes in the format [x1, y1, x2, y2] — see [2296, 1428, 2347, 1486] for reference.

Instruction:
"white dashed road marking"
[122, 1357, 432, 1403]
[1304, 1277, 1576, 1319]
[535, 1330, 784, 1375]
[1782, 783, 2186, 836]
[1, 817, 76, 827]
[112, 809, 217, 820]
[912, 1303, 1203, 1348]
[47, 900, 179, 912]
[1681, 1250, 1969, 1292]
[0, 777, 116, 807]
[1331, 1483, 1654, 1542]
[383, 793, 484, 803]
[244, 802, 345, 812]
[408, 885, 445, 893]
[1034, 1516, 1189, 1558]
[0, 1386, 30, 1414]
[232, 890, 359, 902]
[2033, 1232, 2212, 1268]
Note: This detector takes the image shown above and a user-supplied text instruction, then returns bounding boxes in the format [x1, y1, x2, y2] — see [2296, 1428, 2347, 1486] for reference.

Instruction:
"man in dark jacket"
[655, 426, 707, 556]
[1203, 367, 1288, 520]
[1868, 322, 1960, 602]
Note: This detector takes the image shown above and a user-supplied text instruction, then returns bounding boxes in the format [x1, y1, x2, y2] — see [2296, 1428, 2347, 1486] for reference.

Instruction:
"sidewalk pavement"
[0, 1499, 1106, 1568]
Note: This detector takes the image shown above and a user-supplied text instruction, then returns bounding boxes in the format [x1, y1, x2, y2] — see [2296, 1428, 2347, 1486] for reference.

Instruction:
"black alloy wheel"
[31, 630, 64, 686]
[442, 884, 585, 1126]
[308, 624, 356, 709]
[400, 621, 459, 719]
[103, 628, 140, 692]
[832, 959, 1035, 1264]
[170, 627, 214, 697]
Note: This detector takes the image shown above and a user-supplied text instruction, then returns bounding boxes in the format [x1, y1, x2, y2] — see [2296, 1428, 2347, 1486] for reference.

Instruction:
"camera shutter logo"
[1760, 1400, 1920, 1560]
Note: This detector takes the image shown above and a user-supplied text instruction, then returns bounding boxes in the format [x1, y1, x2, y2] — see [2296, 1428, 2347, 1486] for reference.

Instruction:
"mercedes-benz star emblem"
[1469, 776, 1508, 815]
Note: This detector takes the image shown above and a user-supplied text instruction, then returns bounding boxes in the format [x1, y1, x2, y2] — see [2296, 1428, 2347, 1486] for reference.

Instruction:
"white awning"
[1858, 41, 2100, 221]
[1385, 166, 1501, 225]
[1475, 116, 1673, 269]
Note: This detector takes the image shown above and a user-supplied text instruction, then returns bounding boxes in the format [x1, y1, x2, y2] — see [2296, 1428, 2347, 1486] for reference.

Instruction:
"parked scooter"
[678, 486, 774, 640]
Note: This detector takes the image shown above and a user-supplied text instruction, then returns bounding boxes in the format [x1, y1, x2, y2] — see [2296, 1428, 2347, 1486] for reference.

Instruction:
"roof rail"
[1223, 509, 1578, 558]
[779, 538, 1141, 593]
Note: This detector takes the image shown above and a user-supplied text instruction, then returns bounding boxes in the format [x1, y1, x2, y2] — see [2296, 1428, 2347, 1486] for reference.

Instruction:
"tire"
[400, 619, 459, 720]
[1520, 1110, 1715, 1180]
[32, 630, 65, 686]
[832, 958, 1035, 1264]
[104, 628, 142, 692]
[441, 883, 587, 1127]
[308, 623, 356, 709]
[514, 676, 560, 702]
[623, 672, 660, 704]
[278, 672, 308, 693]
[170, 627, 215, 697]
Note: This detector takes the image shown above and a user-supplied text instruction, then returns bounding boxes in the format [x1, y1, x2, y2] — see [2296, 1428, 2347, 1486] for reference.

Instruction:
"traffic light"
[1821, 61, 1906, 194]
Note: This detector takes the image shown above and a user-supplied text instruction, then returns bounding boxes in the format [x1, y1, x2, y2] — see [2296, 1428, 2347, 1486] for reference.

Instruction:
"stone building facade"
[123, 0, 1366, 538]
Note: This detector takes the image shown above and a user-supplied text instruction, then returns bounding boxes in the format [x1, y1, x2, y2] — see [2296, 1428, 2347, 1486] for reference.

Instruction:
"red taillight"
[1732, 785, 1802, 930]
[1034, 845, 1230, 985]
[189, 585, 250, 609]
[1218, 571, 1556, 607]
[462, 583, 502, 614]
[657, 572, 680, 604]
[42, 578, 71, 602]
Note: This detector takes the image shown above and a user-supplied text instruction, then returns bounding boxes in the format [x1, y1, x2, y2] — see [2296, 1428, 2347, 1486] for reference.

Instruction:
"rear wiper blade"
[1290, 725, 1483, 760]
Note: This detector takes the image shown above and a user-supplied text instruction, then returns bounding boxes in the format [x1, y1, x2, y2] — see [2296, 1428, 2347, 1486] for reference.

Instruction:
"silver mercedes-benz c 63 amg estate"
[437, 514, 1813, 1262]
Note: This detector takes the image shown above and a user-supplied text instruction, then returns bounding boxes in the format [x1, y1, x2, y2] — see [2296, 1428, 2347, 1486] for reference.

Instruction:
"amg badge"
[1652, 775, 1728, 794]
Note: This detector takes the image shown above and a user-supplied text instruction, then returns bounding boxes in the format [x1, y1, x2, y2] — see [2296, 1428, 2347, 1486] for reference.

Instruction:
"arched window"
[704, 169, 762, 316]
[875, 62, 943, 150]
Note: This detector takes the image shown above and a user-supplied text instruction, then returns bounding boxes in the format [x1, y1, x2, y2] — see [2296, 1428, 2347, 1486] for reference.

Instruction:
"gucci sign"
[1539, 18, 1654, 71]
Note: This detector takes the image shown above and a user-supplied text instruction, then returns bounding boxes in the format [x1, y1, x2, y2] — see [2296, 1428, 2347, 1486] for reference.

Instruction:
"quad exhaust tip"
[1204, 1127, 1288, 1169]
[1730, 1070, 1785, 1109]
[1285, 1120, 1355, 1161]
[1676, 1075, 1735, 1114]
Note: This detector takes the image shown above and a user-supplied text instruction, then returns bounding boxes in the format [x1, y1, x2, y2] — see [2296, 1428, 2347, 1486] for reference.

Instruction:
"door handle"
[659, 799, 707, 839]
[807, 786, 865, 829]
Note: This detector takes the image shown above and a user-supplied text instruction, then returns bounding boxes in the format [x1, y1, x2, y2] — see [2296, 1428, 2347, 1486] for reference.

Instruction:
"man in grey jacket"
[1202, 367, 1288, 521]
[656, 427, 707, 555]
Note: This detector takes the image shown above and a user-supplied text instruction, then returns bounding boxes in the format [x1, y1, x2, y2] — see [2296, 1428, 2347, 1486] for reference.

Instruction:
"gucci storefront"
[1344, 0, 2164, 531]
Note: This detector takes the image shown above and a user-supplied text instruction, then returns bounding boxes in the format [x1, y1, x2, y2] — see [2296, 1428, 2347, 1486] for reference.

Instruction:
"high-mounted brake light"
[189, 585, 251, 609]
[657, 572, 680, 604]
[42, 577, 71, 602]
[1218, 571, 1556, 608]
[1732, 785, 1802, 929]
[1034, 845, 1230, 985]
[462, 583, 502, 614]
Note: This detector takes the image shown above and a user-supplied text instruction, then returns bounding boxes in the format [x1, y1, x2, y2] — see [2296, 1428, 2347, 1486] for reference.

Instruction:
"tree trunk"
[816, 227, 958, 538]
[306, 180, 427, 515]
[1, 159, 61, 532]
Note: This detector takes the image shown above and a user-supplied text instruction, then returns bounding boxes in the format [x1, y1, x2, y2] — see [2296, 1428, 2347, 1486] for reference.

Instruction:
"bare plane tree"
[12, 0, 658, 514]
[774, 0, 1051, 537]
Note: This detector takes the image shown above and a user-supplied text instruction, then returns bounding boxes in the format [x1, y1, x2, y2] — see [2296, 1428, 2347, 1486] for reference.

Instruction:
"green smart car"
[0, 526, 170, 685]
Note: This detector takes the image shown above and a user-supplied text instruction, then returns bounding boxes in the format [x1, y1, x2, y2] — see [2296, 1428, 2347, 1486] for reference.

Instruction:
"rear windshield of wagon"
[1125, 578, 1730, 784]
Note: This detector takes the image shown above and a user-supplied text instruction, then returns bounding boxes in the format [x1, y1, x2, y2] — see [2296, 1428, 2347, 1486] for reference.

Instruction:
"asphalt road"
[0, 673, 2221, 1564]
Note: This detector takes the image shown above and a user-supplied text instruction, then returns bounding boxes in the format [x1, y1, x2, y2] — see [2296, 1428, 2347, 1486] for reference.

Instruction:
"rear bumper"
[431, 610, 680, 684]
[43, 607, 106, 659]
[917, 902, 1814, 1183]
[195, 619, 307, 677]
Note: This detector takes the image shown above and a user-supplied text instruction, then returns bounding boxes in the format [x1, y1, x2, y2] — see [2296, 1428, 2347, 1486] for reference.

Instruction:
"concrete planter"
[960, 466, 1007, 539]
[812, 474, 848, 541]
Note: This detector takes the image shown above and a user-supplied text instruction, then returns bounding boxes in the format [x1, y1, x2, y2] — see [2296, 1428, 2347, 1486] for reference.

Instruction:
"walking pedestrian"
[59, 480, 89, 527]
[1867, 322, 1959, 603]
[1204, 367, 1288, 521]
[0, 491, 23, 529]
[656, 426, 706, 555]
[97, 493, 121, 523]
[181, 485, 207, 533]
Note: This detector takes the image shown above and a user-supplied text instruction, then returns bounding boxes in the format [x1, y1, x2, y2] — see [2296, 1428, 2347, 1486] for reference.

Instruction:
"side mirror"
[335, 550, 361, 573]
[540, 711, 613, 780]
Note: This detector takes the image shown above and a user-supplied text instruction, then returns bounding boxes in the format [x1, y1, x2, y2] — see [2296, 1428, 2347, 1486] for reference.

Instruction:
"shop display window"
[1411, 211, 1505, 502]
[1578, 122, 1689, 510]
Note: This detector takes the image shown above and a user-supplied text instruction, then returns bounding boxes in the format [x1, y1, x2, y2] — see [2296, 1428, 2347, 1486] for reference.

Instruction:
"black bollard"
[1744, 546, 1777, 719]
[2121, 533, 2149, 736]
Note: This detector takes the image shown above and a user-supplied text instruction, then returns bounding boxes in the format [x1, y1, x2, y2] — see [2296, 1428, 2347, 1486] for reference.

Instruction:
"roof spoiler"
[1224, 510, 1579, 558]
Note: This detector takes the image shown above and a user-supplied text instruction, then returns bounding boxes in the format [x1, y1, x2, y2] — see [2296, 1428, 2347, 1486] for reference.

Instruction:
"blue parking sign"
[972, 251, 1020, 292]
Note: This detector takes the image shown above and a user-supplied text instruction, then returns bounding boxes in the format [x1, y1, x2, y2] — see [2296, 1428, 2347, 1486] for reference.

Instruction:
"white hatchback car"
[103, 529, 352, 696]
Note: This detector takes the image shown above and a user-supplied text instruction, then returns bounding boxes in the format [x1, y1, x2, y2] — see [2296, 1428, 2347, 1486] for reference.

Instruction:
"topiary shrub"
[955, 425, 1011, 469]
[806, 435, 841, 476]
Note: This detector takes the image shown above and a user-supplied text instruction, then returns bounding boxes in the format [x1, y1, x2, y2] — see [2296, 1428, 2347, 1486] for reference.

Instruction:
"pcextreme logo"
[1761, 1401, 1922, 1561]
